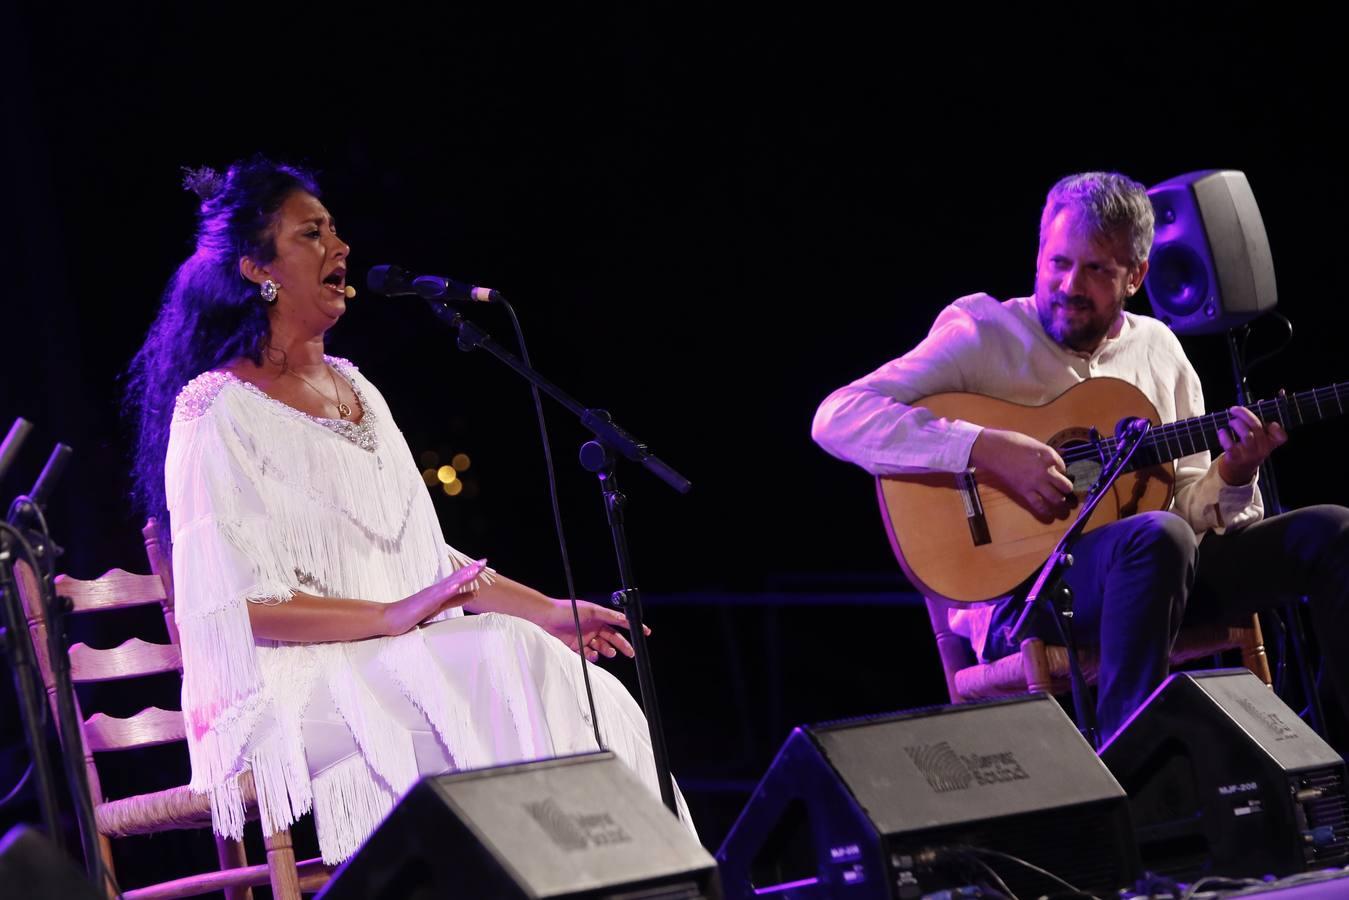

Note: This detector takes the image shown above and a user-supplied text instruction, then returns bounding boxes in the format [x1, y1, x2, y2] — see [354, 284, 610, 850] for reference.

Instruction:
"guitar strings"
[1055, 382, 1349, 469]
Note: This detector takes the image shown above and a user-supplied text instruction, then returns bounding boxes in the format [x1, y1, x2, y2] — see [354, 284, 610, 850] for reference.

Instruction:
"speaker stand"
[1227, 326, 1326, 737]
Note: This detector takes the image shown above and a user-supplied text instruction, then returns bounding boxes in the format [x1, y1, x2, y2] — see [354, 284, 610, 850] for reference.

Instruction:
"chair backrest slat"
[83, 707, 186, 752]
[57, 570, 167, 613]
[70, 639, 182, 682]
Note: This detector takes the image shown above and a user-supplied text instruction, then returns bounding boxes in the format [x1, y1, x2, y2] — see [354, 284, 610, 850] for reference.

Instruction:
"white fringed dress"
[165, 357, 692, 864]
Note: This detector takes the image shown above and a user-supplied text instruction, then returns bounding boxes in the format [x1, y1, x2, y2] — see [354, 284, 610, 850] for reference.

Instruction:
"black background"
[2, 3, 1345, 887]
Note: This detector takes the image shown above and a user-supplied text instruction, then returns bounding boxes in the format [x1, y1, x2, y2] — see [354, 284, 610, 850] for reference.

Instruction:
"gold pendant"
[337, 401, 352, 419]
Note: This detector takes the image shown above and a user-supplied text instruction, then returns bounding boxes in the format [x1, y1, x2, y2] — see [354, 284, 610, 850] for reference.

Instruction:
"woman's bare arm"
[246, 560, 486, 642]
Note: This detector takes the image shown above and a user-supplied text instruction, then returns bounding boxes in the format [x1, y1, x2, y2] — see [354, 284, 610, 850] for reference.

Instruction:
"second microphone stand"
[1009, 417, 1153, 749]
[426, 301, 690, 814]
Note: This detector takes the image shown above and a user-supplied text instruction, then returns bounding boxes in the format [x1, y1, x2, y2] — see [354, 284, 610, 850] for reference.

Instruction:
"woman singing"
[125, 156, 693, 864]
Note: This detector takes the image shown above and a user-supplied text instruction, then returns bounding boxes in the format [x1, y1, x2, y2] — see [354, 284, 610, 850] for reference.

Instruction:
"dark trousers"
[985, 505, 1349, 742]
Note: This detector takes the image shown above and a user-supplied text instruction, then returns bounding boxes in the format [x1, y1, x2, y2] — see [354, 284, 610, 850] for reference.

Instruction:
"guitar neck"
[1124, 381, 1349, 469]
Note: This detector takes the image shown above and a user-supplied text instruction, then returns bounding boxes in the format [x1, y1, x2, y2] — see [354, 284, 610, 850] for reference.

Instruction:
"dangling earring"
[260, 279, 279, 304]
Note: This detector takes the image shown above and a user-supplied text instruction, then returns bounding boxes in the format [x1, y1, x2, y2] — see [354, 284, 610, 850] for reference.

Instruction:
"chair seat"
[96, 771, 258, 838]
[953, 625, 1258, 701]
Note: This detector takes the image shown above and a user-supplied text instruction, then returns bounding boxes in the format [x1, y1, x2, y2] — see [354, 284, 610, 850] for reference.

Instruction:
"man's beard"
[1038, 290, 1123, 352]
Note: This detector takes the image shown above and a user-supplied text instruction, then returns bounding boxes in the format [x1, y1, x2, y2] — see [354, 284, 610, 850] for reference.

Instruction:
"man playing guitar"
[812, 171, 1349, 742]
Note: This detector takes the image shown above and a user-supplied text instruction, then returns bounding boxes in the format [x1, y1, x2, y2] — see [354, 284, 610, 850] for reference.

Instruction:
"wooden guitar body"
[876, 378, 1175, 605]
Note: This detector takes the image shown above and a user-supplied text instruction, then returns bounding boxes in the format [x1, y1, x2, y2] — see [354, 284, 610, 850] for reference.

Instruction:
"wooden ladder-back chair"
[926, 598, 1273, 706]
[13, 520, 331, 899]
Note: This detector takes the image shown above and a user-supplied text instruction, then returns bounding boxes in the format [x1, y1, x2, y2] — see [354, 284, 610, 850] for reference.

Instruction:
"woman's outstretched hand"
[539, 598, 651, 662]
[382, 559, 487, 636]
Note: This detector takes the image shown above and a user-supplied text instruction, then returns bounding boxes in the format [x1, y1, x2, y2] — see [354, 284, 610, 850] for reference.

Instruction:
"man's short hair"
[1039, 171, 1154, 268]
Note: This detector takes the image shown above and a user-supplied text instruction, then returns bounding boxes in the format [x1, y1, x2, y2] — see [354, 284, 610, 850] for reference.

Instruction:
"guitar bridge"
[958, 468, 991, 546]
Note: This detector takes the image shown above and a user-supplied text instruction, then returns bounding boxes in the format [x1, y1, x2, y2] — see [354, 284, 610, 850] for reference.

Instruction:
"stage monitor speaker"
[315, 750, 720, 900]
[0, 826, 102, 899]
[1100, 668, 1349, 881]
[1145, 169, 1278, 335]
[716, 693, 1139, 899]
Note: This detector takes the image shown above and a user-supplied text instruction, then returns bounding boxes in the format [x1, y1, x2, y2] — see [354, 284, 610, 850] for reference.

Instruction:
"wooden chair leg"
[1243, 614, 1274, 687]
[265, 829, 302, 900]
[214, 834, 253, 900]
[934, 630, 971, 703]
[1020, 637, 1053, 694]
[96, 833, 117, 900]
[925, 600, 975, 704]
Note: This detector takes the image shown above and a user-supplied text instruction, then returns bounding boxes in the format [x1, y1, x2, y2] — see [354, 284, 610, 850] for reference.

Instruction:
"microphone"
[6, 441, 72, 537]
[367, 265, 501, 304]
[1115, 416, 1151, 439]
[28, 443, 73, 513]
[0, 418, 34, 488]
[344, 285, 356, 299]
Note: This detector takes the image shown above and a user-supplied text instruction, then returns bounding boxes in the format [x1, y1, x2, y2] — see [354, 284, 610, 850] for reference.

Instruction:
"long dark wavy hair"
[125, 155, 320, 527]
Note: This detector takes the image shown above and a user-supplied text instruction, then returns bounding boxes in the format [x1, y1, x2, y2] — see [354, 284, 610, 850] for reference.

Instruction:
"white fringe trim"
[481, 615, 540, 758]
[205, 775, 247, 841]
[312, 755, 397, 865]
[249, 727, 315, 836]
[325, 646, 419, 796]
[376, 631, 485, 770]
[444, 543, 498, 593]
[181, 598, 269, 837]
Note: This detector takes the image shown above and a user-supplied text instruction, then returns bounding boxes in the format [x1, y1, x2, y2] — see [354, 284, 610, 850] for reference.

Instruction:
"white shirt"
[811, 294, 1262, 655]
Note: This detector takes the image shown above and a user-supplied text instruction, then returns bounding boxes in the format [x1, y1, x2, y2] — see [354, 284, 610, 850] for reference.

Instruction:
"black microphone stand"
[1009, 418, 1153, 749]
[0, 419, 65, 846]
[4, 437, 103, 885]
[0, 523, 64, 845]
[424, 301, 689, 814]
[15, 445, 103, 885]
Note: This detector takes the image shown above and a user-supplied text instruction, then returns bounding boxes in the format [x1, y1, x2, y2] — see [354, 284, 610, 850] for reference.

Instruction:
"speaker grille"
[1148, 243, 1210, 319]
[1295, 767, 1349, 867]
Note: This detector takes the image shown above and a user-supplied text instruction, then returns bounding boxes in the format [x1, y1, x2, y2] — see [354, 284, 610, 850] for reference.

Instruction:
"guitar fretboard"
[1059, 381, 1349, 471]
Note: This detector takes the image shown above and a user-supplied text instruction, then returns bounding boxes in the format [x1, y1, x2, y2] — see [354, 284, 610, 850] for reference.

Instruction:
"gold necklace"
[288, 364, 352, 419]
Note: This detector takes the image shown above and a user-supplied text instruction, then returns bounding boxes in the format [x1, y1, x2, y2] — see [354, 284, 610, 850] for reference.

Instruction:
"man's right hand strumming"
[970, 427, 1074, 521]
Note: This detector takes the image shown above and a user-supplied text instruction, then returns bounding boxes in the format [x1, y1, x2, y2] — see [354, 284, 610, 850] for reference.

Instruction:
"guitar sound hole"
[1057, 438, 1101, 494]
[1066, 458, 1102, 494]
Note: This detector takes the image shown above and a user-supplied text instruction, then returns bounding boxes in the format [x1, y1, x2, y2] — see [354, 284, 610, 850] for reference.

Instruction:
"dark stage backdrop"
[2, 3, 1344, 874]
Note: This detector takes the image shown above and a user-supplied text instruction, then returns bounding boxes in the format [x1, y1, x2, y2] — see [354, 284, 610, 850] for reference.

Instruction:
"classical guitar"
[877, 377, 1348, 605]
